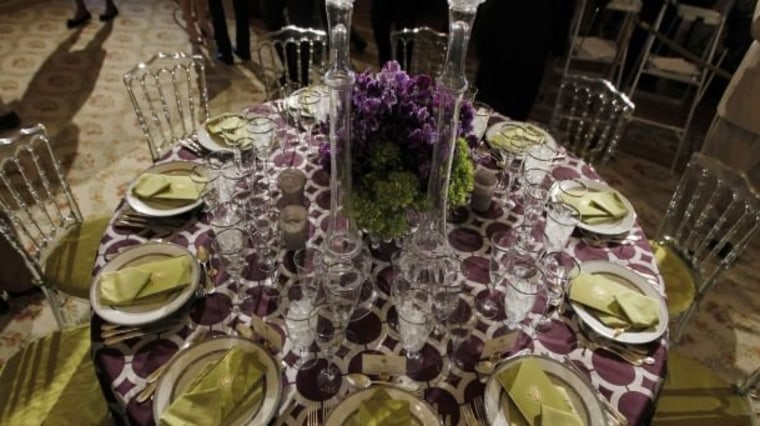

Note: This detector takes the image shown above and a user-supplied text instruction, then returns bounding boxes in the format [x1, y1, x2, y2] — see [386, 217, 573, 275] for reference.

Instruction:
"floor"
[0, 0, 758, 405]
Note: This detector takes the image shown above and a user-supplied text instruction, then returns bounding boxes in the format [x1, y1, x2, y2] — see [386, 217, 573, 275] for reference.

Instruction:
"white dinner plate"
[570, 260, 668, 345]
[153, 336, 282, 426]
[125, 161, 205, 217]
[485, 120, 558, 158]
[550, 179, 637, 236]
[196, 113, 248, 152]
[484, 354, 608, 426]
[90, 242, 200, 326]
[325, 386, 438, 426]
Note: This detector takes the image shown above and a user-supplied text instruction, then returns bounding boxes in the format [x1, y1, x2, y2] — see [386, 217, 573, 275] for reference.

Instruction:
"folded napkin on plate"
[206, 115, 250, 146]
[98, 256, 192, 306]
[346, 388, 412, 426]
[569, 273, 659, 328]
[497, 359, 578, 426]
[159, 346, 266, 426]
[133, 173, 205, 201]
[560, 190, 628, 225]
[541, 404, 582, 426]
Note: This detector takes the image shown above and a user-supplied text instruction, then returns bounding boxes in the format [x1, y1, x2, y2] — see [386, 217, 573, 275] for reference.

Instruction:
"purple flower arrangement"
[319, 61, 477, 240]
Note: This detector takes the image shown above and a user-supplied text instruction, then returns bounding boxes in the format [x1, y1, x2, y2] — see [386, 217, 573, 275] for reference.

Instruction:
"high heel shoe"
[99, 7, 119, 22]
[66, 12, 92, 29]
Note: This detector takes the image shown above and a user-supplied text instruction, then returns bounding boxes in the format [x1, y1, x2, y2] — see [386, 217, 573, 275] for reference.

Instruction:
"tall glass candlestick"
[425, 0, 484, 239]
[324, 0, 361, 260]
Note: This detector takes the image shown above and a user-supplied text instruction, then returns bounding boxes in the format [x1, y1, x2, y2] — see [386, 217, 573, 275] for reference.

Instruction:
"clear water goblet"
[503, 266, 541, 331]
[544, 201, 581, 253]
[523, 142, 557, 174]
[472, 101, 493, 142]
[540, 252, 580, 310]
[294, 247, 323, 302]
[314, 303, 345, 395]
[298, 91, 320, 147]
[396, 285, 434, 374]
[282, 282, 318, 369]
[475, 231, 510, 320]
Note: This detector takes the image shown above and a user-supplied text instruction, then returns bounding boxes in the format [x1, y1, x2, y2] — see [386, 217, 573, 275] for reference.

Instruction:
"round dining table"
[90, 102, 668, 426]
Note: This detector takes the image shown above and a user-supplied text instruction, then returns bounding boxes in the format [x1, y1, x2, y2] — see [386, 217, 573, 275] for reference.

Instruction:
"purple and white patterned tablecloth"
[91, 105, 668, 425]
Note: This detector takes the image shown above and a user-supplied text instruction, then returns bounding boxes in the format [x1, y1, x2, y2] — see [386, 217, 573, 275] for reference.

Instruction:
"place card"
[362, 354, 407, 376]
[482, 331, 519, 359]
[251, 316, 283, 352]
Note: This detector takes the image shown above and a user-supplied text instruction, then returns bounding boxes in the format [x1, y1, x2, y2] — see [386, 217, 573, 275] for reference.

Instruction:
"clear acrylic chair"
[652, 153, 760, 343]
[256, 25, 327, 100]
[123, 52, 210, 162]
[550, 74, 635, 166]
[390, 26, 448, 77]
[0, 124, 110, 328]
[626, 1, 731, 171]
[563, 0, 642, 86]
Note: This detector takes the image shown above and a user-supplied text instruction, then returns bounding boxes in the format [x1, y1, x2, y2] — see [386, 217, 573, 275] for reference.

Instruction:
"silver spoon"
[345, 373, 421, 395]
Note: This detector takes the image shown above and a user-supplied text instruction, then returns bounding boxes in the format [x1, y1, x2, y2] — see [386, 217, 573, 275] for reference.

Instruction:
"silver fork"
[461, 404, 478, 426]
[306, 405, 319, 426]
[473, 396, 487, 425]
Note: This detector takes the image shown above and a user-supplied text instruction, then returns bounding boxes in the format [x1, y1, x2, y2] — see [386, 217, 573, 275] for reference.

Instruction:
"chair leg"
[672, 301, 698, 343]
[737, 367, 760, 397]
[42, 286, 66, 329]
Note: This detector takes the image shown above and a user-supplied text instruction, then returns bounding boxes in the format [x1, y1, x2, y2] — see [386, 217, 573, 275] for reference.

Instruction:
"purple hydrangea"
[319, 61, 475, 183]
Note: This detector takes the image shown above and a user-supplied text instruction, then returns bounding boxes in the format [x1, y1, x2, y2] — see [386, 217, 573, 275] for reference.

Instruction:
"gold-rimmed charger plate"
[325, 386, 438, 426]
[153, 336, 282, 426]
[90, 242, 200, 326]
[484, 354, 608, 426]
[125, 161, 205, 217]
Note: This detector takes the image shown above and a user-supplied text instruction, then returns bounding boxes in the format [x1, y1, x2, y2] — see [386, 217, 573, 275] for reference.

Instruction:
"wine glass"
[314, 303, 346, 395]
[394, 279, 433, 374]
[472, 101, 492, 142]
[521, 168, 553, 226]
[540, 252, 580, 311]
[293, 247, 323, 302]
[494, 127, 530, 209]
[282, 283, 318, 369]
[544, 201, 581, 253]
[323, 259, 364, 328]
[211, 226, 250, 307]
[503, 264, 541, 331]
[251, 208, 282, 286]
[298, 91, 320, 147]
[477, 231, 513, 320]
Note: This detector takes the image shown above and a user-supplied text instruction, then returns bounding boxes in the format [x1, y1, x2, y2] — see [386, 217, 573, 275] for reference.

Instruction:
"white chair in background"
[123, 52, 209, 162]
[563, 0, 643, 86]
[550, 74, 635, 166]
[256, 25, 328, 100]
[627, 1, 732, 171]
[390, 26, 448, 77]
[0, 124, 110, 328]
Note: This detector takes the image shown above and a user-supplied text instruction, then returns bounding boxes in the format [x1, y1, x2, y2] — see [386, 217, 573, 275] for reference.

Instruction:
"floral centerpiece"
[319, 61, 477, 241]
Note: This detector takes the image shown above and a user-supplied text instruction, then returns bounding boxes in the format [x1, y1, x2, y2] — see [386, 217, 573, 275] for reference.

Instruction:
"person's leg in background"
[0, 96, 20, 132]
[372, 0, 394, 66]
[233, 0, 251, 60]
[209, 0, 233, 64]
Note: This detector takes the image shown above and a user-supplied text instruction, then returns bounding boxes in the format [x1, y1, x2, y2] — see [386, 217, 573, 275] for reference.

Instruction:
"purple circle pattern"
[90, 111, 667, 426]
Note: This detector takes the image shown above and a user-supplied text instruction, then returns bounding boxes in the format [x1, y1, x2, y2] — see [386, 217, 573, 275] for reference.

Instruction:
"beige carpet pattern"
[0, 0, 759, 404]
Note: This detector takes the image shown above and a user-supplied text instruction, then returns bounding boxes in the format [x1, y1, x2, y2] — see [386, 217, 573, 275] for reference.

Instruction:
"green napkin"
[206, 115, 250, 147]
[541, 404, 582, 426]
[560, 190, 628, 225]
[159, 346, 266, 426]
[133, 173, 205, 201]
[569, 273, 659, 328]
[497, 359, 574, 426]
[355, 389, 412, 426]
[98, 256, 193, 306]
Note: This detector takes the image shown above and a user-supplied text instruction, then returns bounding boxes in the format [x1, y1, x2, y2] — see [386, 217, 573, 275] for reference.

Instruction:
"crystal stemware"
[477, 231, 511, 320]
[394, 280, 433, 374]
[314, 303, 346, 395]
[282, 283, 318, 369]
[293, 247, 323, 302]
[540, 252, 580, 311]
[544, 200, 581, 253]
[503, 265, 540, 331]
[298, 90, 320, 147]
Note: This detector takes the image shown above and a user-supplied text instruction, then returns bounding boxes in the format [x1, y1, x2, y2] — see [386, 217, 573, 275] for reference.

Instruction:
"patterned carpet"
[1, 0, 759, 402]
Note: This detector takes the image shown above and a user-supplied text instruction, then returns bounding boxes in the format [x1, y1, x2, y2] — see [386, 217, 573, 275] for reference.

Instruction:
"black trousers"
[371, 0, 422, 66]
[208, 0, 250, 57]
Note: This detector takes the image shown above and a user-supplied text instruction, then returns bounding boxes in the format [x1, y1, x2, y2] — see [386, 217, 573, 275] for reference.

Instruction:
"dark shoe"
[99, 7, 119, 22]
[234, 48, 251, 61]
[216, 51, 234, 65]
[66, 11, 92, 29]
[0, 111, 20, 131]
